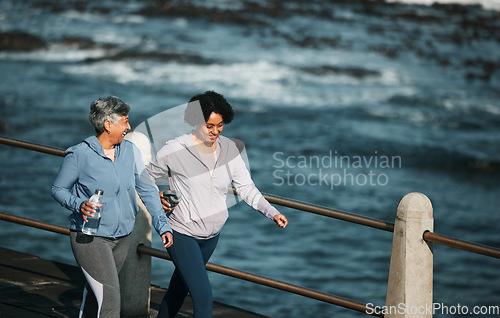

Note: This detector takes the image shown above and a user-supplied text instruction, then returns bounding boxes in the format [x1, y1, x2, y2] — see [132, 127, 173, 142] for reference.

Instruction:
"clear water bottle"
[82, 189, 103, 235]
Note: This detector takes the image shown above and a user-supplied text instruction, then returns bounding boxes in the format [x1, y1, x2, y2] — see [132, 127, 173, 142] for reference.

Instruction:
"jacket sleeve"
[146, 145, 170, 180]
[133, 145, 172, 236]
[51, 151, 86, 214]
[230, 150, 280, 220]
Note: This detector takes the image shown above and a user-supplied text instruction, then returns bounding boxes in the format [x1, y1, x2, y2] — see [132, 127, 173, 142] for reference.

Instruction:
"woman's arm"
[52, 151, 86, 214]
[230, 150, 288, 228]
[133, 145, 173, 242]
[146, 145, 176, 212]
[146, 145, 171, 180]
[52, 149, 109, 222]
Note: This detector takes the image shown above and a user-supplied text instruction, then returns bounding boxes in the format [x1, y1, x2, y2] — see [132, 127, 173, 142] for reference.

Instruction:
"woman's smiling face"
[196, 112, 224, 144]
[108, 115, 131, 144]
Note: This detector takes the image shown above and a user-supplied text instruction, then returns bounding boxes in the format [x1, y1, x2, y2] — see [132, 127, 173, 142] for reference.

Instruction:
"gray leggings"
[70, 231, 131, 318]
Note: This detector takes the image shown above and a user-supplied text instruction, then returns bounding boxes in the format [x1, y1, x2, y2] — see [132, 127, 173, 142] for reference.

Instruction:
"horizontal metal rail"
[268, 193, 394, 232]
[137, 244, 382, 317]
[1, 136, 499, 260]
[229, 187, 395, 232]
[0, 212, 382, 317]
[424, 231, 500, 259]
[0, 212, 70, 236]
[0, 136, 65, 157]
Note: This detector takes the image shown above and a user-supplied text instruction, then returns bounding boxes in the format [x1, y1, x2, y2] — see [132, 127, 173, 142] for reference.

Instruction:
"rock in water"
[0, 31, 47, 51]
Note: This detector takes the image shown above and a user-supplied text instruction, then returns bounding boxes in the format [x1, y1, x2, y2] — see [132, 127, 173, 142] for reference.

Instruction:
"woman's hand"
[273, 214, 288, 228]
[159, 190, 172, 212]
[80, 201, 101, 222]
[162, 232, 173, 248]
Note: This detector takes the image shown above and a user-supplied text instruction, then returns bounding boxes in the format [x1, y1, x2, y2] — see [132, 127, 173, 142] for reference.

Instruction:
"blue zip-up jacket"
[52, 136, 171, 238]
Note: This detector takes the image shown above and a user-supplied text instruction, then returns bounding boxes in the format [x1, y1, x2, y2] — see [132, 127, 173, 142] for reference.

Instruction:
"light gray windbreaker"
[147, 133, 279, 239]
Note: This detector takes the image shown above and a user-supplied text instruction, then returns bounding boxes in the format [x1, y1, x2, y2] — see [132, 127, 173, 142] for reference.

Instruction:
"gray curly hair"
[89, 96, 130, 135]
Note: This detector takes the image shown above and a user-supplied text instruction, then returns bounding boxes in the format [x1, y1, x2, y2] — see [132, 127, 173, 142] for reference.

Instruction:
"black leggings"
[158, 230, 220, 318]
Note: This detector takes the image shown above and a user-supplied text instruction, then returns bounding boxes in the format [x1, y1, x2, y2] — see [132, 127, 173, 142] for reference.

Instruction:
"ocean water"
[0, 1, 499, 317]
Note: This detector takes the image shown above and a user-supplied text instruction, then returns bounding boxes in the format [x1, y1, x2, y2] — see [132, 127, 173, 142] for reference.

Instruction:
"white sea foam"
[63, 61, 145, 84]
[61, 58, 411, 109]
[110, 14, 145, 24]
[63, 9, 146, 24]
[63, 10, 107, 23]
[388, 0, 500, 11]
[0, 46, 108, 62]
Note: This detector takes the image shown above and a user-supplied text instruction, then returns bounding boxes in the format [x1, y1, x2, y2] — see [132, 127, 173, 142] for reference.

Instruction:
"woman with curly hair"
[147, 91, 288, 318]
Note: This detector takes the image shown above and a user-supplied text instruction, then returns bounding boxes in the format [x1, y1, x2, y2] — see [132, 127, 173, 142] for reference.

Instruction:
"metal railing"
[260, 192, 500, 259]
[0, 136, 65, 157]
[1, 136, 500, 317]
[0, 211, 382, 317]
[2, 137, 498, 259]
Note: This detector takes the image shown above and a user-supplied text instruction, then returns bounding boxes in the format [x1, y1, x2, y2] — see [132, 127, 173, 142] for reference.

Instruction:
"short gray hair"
[89, 96, 130, 135]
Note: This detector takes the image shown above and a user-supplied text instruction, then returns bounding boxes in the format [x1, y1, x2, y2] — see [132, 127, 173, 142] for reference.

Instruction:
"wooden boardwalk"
[0, 247, 270, 318]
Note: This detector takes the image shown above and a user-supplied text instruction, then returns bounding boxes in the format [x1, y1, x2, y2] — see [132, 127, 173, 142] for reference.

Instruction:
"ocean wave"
[404, 145, 500, 174]
[388, 0, 500, 11]
[61, 58, 409, 110]
[0, 46, 108, 62]
[63, 10, 146, 24]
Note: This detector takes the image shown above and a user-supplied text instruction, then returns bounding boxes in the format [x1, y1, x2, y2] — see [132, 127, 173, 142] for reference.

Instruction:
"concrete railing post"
[120, 132, 154, 317]
[386, 192, 434, 318]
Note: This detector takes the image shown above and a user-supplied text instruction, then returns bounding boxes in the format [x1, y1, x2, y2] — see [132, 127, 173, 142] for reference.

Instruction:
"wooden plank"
[0, 247, 270, 318]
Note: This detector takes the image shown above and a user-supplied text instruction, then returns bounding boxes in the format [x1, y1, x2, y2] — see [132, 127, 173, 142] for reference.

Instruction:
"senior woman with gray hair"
[52, 96, 173, 318]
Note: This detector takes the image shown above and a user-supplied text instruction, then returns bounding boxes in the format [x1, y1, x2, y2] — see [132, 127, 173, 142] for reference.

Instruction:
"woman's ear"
[104, 120, 112, 134]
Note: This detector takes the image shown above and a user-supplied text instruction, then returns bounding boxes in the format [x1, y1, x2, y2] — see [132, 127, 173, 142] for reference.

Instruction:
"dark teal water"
[0, 1, 499, 317]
